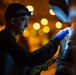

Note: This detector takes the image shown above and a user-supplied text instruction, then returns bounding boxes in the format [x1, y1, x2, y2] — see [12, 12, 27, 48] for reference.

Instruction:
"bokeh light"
[23, 29, 30, 37]
[30, 29, 37, 36]
[26, 5, 34, 11]
[33, 23, 40, 30]
[49, 9, 55, 15]
[41, 39, 49, 45]
[55, 21, 62, 29]
[43, 26, 50, 33]
[38, 29, 44, 36]
[41, 18, 48, 25]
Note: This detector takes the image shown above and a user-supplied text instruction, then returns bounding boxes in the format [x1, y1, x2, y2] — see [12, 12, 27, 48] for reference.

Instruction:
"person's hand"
[55, 28, 69, 41]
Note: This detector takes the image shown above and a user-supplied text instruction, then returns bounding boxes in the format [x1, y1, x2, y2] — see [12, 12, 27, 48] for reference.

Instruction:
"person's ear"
[11, 18, 15, 25]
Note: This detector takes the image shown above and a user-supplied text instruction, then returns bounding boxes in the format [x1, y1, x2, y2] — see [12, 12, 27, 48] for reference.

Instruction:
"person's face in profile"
[12, 10, 29, 34]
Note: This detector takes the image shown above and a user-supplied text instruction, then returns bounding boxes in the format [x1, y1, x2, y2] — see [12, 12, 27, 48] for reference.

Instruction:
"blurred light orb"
[26, 5, 34, 11]
[55, 21, 62, 29]
[38, 29, 44, 36]
[43, 26, 50, 33]
[41, 18, 48, 25]
[30, 29, 37, 36]
[49, 9, 55, 15]
[33, 23, 40, 30]
[23, 29, 30, 37]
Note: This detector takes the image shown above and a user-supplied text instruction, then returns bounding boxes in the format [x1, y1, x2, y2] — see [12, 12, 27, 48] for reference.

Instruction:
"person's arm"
[10, 36, 60, 66]
[29, 37, 60, 65]
[15, 28, 69, 66]
[7, 28, 69, 66]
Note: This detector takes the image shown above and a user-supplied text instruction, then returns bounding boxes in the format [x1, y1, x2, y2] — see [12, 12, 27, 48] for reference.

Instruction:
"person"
[0, 3, 69, 75]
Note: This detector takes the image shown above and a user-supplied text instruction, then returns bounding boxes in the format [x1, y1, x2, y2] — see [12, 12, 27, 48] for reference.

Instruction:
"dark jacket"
[0, 30, 60, 75]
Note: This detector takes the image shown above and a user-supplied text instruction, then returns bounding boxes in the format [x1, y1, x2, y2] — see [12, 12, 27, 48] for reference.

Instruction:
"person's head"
[4, 3, 33, 35]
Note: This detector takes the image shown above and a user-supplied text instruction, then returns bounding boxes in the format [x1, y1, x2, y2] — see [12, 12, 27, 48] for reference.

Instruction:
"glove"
[55, 28, 69, 40]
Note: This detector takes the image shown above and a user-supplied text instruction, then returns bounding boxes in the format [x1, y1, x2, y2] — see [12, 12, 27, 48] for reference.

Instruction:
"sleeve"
[6, 37, 60, 67]
[26, 37, 60, 66]
[13, 37, 60, 66]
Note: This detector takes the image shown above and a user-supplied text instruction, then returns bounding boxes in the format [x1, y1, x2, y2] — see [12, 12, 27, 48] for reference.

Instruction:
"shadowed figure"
[49, 0, 76, 75]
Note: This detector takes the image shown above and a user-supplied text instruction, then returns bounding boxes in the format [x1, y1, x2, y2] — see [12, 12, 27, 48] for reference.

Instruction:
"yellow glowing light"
[49, 9, 55, 15]
[33, 23, 40, 30]
[23, 29, 30, 37]
[55, 21, 62, 29]
[30, 29, 37, 36]
[26, 5, 34, 11]
[43, 26, 50, 33]
[38, 29, 44, 36]
[42, 39, 49, 45]
[0, 25, 5, 31]
[41, 18, 48, 25]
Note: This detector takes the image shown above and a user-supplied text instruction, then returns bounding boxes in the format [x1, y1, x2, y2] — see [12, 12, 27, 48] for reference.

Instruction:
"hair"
[5, 3, 29, 20]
